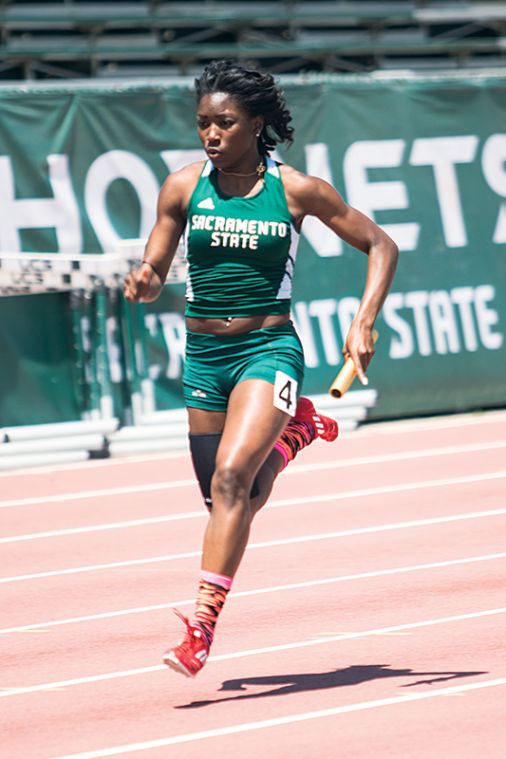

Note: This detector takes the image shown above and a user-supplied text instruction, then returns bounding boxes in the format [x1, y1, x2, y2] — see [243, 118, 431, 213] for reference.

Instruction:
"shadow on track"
[175, 664, 487, 709]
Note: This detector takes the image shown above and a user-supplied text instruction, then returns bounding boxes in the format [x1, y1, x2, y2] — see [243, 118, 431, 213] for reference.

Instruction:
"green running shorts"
[183, 322, 305, 415]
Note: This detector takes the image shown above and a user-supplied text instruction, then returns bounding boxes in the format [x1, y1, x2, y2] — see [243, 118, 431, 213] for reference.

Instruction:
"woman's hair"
[194, 60, 294, 154]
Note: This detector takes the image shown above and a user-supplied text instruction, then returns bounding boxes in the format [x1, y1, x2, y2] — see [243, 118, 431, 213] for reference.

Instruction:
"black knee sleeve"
[189, 433, 220, 511]
[189, 432, 260, 511]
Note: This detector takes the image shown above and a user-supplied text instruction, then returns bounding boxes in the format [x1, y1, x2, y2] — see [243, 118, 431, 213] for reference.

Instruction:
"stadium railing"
[0, 1, 504, 77]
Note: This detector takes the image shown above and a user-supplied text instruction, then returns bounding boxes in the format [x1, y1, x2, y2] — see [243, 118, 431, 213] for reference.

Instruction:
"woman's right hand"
[123, 262, 164, 303]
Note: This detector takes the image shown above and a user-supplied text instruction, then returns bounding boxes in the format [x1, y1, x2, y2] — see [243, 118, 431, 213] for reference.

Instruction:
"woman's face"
[196, 92, 263, 169]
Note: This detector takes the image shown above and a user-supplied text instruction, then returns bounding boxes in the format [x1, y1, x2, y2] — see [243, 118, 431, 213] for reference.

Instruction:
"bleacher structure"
[0, 1, 505, 81]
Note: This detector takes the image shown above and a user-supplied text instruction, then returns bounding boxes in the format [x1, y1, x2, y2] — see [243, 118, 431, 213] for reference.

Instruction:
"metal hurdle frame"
[0, 245, 378, 467]
[0, 251, 131, 468]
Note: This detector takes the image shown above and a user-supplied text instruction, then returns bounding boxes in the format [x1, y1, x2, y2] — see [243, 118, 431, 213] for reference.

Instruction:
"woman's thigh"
[187, 406, 226, 434]
[215, 378, 289, 480]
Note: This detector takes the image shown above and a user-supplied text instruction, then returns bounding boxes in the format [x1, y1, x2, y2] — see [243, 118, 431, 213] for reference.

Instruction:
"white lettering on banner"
[337, 297, 360, 346]
[383, 285, 503, 359]
[428, 290, 460, 354]
[451, 287, 478, 352]
[383, 293, 414, 359]
[83, 136, 506, 257]
[404, 291, 432, 356]
[291, 302, 319, 368]
[293, 297, 355, 369]
[0, 154, 81, 253]
[130, 285, 502, 385]
[481, 134, 506, 244]
[162, 140, 506, 254]
[292, 286, 502, 371]
[302, 143, 343, 257]
[410, 136, 478, 248]
[343, 139, 420, 252]
[156, 312, 186, 379]
[474, 284, 503, 350]
[84, 150, 159, 252]
[308, 299, 341, 365]
[0, 137, 503, 258]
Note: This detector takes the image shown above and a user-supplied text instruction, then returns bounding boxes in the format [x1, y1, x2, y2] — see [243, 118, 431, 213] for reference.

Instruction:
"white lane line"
[2, 553, 505, 635]
[49, 676, 506, 758]
[267, 470, 506, 509]
[287, 439, 506, 475]
[0, 449, 189, 479]
[1, 468, 505, 553]
[0, 549, 201, 584]
[2, 471, 506, 583]
[3, 516, 506, 585]
[370, 410, 506, 434]
[0, 410, 502, 485]
[1, 440, 504, 511]
[3, 607, 505, 700]
[0, 441, 506, 543]
[0, 478, 196, 510]
[253, 508, 506, 548]
[0, 512, 204, 545]
[2, 501, 506, 547]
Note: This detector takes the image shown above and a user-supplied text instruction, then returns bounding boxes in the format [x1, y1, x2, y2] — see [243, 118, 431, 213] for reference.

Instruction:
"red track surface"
[2, 411, 506, 758]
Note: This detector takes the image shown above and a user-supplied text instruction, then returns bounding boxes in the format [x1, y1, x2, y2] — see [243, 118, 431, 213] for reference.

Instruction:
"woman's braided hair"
[194, 60, 294, 154]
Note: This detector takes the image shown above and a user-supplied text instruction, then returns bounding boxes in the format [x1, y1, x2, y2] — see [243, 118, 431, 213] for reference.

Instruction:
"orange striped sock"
[193, 572, 232, 645]
[274, 419, 316, 468]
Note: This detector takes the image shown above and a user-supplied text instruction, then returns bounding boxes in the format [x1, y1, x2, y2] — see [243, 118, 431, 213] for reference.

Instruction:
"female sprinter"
[123, 60, 398, 678]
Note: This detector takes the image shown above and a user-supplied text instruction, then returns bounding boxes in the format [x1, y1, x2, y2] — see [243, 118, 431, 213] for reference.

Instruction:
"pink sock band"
[274, 441, 289, 470]
[200, 569, 233, 590]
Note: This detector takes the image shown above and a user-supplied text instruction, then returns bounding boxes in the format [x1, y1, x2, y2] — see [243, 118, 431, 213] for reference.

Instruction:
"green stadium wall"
[0, 72, 504, 426]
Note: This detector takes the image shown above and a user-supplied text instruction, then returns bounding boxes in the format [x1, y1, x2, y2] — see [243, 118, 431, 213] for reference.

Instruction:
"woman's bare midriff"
[185, 313, 290, 336]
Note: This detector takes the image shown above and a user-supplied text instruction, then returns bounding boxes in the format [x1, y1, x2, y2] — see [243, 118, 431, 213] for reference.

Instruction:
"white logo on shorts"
[192, 389, 208, 398]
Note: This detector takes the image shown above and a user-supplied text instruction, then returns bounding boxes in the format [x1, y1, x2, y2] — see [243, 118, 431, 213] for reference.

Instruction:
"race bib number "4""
[273, 370, 298, 416]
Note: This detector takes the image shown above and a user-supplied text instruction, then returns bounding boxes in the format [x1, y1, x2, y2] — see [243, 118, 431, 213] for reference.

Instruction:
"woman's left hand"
[342, 323, 376, 386]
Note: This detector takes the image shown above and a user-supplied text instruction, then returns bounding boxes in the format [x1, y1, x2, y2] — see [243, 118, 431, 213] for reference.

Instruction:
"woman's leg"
[200, 377, 289, 577]
[164, 382, 338, 677]
[164, 378, 288, 677]
[187, 403, 286, 519]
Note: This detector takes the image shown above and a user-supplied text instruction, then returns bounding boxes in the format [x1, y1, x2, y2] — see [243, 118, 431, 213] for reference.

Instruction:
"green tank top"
[184, 157, 300, 317]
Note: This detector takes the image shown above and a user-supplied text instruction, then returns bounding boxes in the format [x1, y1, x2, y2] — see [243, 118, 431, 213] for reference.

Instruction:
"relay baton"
[329, 330, 379, 399]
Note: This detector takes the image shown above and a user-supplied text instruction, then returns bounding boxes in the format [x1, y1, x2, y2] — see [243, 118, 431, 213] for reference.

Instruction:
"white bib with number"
[273, 370, 298, 416]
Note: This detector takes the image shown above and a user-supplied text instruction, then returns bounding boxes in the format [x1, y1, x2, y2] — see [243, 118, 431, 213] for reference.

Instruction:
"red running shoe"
[294, 396, 338, 442]
[163, 610, 210, 678]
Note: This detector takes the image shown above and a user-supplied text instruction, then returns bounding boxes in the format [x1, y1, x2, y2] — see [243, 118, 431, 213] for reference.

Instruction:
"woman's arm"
[123, 162, 202, 303]
[283, 167, 399, 384]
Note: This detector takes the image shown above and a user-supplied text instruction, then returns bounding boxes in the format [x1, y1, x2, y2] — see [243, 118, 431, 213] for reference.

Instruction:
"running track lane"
[1, 411, 505, 758]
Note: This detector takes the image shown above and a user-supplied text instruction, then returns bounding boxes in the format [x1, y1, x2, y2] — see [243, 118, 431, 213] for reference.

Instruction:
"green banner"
[0, 72, 504, 426]
[0, 293, 79, 425]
